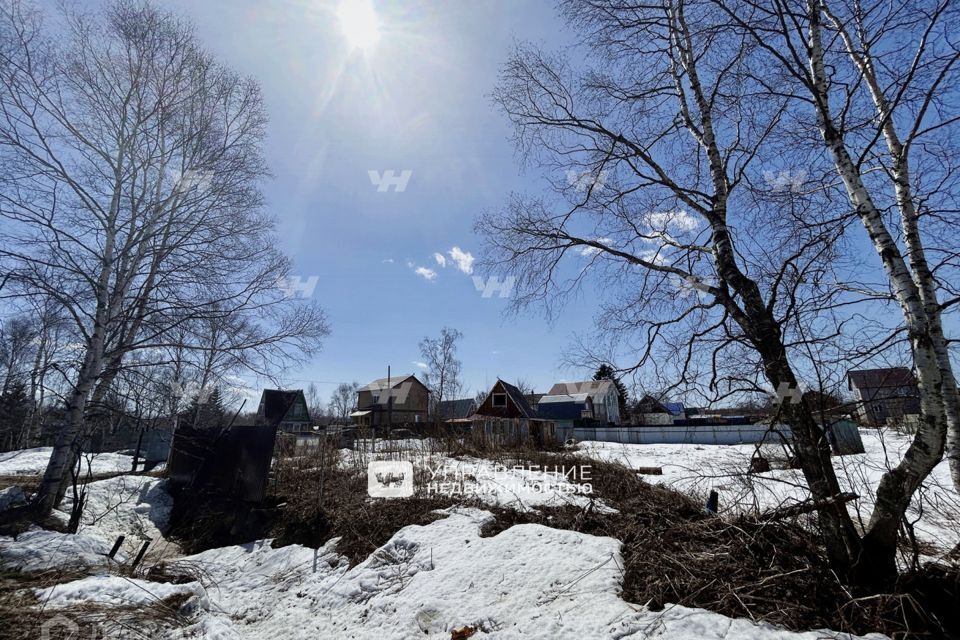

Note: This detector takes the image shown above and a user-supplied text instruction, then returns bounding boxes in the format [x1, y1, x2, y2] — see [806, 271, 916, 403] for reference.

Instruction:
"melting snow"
[0, 447, 138, 476]
[576, 429, 959, 553]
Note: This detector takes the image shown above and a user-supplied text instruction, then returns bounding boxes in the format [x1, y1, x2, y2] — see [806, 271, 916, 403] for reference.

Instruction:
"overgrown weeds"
[479, 447, 959, 639]
[164, 435, 959, 638]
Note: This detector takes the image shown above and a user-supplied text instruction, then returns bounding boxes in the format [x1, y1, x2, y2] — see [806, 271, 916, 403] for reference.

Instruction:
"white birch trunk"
[820, 0, 960, 493]
[807, 2, 948, 560]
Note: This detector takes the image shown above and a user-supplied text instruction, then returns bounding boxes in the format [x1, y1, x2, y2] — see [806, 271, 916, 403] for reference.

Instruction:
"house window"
[492, 393, 507, 408]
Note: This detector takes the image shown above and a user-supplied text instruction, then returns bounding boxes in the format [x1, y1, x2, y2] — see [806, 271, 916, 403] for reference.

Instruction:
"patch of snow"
[0, 529, 126, 571]
[576, 429, 959, 553]
[159, 507, 881, 639]
[0, 447, 138, 475]
[57, 475, 176, 560]
[36, 574, 206, 609]
[0, 485, 27, 511]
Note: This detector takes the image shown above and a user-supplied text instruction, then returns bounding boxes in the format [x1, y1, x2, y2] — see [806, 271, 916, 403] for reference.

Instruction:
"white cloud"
[577, 237, 613, 257]
[433, 253, 447, 268]
[638, 249, 667, 265]
[382, 258, 395, 264]
[447, 246, 474, 274]
[414, 266, 437, 281]
[645, 209, 698, 234]
[413, 361, 428, 369]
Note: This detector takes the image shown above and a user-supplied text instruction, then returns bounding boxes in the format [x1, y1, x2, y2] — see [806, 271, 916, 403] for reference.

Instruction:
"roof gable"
[848, 368, 916, 390]
[547, 380, 615, 397]
[476, 379, 538, 418]
[258, 389, 310, 426]
[360, 374, 427, 392]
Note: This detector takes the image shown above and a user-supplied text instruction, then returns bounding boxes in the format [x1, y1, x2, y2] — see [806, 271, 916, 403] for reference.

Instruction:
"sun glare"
[337, 0, 381, 51]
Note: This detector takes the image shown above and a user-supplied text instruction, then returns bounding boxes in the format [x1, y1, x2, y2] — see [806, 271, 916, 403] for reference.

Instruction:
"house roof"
[436, 398, 476, 419]
[663, 402, 686, 417]
[538, 393, 592, 404]
[259, 389, 308, 426]
[637, 394, 671, 413]
[547, 380, 615, 397]
[499, 380, 538, 418]
[525, 393, 544, 407]
[360, 374, 421, 391]
[848, 368, 916, 390]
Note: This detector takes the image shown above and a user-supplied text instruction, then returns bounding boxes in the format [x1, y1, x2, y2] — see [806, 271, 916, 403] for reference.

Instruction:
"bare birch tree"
[707, 0, 960, 579]
[419, 327, 463, 419]
[328, 381, 360, 424]
[478, 0, 950, 588]
[0, 0, 328, 513]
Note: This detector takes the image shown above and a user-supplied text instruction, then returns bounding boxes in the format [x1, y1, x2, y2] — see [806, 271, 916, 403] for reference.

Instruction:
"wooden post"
[705, 490, 719, 514]
[130, 537, 152, 569]
[108, 535, 125, 559]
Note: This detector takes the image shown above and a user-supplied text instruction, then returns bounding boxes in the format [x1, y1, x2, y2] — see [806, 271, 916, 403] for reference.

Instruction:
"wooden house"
[547, 380, 622, 424]
[536, 392, 595, 433]
[352, 374, 430, 427]
[848, 368, 920, 426]
[257, 389, 312, 433]
[472, 379, 555, 446]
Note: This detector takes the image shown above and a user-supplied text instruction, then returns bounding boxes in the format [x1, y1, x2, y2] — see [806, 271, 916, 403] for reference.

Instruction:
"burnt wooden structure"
[167, 423, 278, 503]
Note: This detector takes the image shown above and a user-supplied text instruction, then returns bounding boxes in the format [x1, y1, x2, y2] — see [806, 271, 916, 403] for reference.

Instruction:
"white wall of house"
[589, 385, 620, 425]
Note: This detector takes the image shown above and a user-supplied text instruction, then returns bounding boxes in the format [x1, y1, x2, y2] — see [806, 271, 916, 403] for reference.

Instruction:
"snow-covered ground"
[576, 429, 959, 553]
[0, 528, 127, 571]
[35, 507, 884, 639]
[57, 475, 176, 558]
[1, 475, 177, 570]
[5, 432, 952, 638]
[0, 447, 138, 475]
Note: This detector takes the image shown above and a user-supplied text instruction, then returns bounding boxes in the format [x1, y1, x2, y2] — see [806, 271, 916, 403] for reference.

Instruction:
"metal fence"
[558, 419, 865, 455]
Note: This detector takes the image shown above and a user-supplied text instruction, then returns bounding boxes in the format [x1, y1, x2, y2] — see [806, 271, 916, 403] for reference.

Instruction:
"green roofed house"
[257, 389, 312, 433]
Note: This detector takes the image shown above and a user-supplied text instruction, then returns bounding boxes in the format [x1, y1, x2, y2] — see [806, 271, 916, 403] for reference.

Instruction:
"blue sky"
[158, 0, 601, 401]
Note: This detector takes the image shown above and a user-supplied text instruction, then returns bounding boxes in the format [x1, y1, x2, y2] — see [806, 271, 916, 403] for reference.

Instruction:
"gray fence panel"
[565, 422, 863, 455]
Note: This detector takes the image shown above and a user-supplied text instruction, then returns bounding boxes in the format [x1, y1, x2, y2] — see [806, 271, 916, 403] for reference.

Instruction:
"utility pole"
[386, 365, 392, 440]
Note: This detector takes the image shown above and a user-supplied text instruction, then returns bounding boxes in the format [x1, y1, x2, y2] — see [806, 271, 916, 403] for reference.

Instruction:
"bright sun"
[337, 0, 381, 51]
